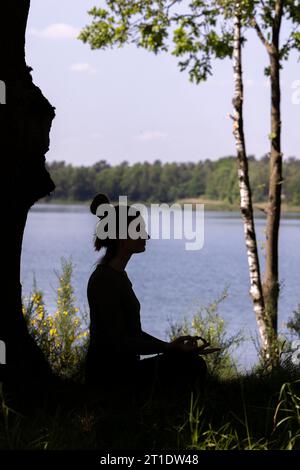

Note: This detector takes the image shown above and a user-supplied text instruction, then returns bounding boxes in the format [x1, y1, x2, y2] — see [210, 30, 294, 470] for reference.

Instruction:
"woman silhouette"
[85, 193, 207, 400]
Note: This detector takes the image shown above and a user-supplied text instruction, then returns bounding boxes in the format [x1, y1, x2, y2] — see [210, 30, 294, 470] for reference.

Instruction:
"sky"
[26, 0, 300, 166]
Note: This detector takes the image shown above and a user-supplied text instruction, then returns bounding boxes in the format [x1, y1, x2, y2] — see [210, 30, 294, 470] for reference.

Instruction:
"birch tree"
[230, 3, 272, 361]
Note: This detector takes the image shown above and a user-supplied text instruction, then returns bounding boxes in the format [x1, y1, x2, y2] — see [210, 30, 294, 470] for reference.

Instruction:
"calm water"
[21, 204, 300, 371]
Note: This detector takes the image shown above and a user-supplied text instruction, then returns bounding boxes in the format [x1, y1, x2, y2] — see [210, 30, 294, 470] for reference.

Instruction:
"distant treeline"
[45, 156, 300, 205]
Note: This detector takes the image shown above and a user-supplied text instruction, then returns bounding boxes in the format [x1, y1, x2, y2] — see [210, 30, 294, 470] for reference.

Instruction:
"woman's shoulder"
[88, 263, 130, 287]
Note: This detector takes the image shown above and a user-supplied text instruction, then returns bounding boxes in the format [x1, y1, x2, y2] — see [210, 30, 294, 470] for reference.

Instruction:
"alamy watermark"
[95, 196, 204, 251]
[291, 80, 300, 105]
[0, 80, 6, 105]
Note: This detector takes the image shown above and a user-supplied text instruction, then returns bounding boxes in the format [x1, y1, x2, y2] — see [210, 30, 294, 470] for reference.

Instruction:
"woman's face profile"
[121, 217, 150, 254]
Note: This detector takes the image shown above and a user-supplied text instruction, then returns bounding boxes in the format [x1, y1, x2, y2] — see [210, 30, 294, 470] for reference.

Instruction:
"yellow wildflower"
[35, 293, 43, 303]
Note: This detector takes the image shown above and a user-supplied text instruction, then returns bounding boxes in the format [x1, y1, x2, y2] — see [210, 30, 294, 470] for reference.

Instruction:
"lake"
[21, 204, 300, 371]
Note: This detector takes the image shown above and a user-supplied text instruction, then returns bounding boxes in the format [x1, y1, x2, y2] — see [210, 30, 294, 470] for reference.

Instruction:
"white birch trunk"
[232, 7, 271, 359]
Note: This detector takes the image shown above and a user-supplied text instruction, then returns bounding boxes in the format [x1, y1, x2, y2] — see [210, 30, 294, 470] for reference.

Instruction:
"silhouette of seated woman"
[85, 193, 207, 399]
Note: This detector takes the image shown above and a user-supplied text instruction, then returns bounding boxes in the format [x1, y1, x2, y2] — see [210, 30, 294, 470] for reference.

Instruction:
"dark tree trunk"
[252, 0, 283, 366]
[0, 1, 55, 385]
[262, 5, 283, 343]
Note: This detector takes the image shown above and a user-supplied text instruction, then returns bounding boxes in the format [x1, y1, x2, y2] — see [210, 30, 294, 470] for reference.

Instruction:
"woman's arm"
[141, 331, 168, 347]
[141, 331, 162, 342]
[120, 336, 169, 355]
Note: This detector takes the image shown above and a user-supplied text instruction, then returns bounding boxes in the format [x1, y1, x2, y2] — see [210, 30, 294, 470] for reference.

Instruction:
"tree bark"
[232, 10, 271, 359]
[0, 1, 56, 385]
[262, 0, 283, 342]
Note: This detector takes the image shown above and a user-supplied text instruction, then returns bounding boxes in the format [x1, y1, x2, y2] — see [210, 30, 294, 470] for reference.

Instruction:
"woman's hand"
[166, 335, 205, 354]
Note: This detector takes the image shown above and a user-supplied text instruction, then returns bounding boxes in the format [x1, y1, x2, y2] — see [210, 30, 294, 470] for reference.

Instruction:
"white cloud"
[70, 62, 97, 74]
[136, 130, 167, 141]
[28, 23, 80, 40]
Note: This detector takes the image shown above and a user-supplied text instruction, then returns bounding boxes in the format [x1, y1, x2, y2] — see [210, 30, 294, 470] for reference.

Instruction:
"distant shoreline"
[176, 197, 300, 214]
[34, 197, 300, 214]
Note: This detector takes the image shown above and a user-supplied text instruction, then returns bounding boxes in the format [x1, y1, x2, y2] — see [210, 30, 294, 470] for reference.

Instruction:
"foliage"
[168, 288, 243, 377]
[22, 258, 89, 380]
[251, 309, 300, 376]
[79, 1, 234, 84]
[287, 304, 300, 338]
[79, 1, 300, 83]
[281, 304, 300, 373]
[45, 156, 300, 205]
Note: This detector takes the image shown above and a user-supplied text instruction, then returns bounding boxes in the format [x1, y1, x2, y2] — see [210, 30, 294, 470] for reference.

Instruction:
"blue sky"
[26, 0, 300, 166]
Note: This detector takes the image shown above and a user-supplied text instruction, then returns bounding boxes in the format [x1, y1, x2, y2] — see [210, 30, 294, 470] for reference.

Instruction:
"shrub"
[167, 288, 243, 378]
[287, 304, 300, 338]
[22, 258, 89, 380]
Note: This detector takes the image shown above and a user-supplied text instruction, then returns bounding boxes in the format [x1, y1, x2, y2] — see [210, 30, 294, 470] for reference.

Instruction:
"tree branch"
[251, 17, 273, 54]
[259, 0, 272, 18]
[274, 0, 283, 21]
[272, 0, 283, 47]
[280, 23, 299, 55]
[166, 0, 180, 14]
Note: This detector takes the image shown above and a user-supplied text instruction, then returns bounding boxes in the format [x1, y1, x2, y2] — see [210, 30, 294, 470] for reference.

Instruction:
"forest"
[46, 155, 300, 205]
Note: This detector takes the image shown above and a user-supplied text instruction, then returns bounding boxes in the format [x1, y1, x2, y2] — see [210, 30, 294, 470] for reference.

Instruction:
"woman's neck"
[107, 254, 131, 272]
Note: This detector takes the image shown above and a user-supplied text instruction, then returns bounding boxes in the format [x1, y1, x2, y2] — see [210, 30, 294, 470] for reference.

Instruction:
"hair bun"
[90, 193, 110, 215]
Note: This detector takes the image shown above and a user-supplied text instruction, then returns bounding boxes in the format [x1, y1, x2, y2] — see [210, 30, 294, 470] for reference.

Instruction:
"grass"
[1, 366, 300, 450]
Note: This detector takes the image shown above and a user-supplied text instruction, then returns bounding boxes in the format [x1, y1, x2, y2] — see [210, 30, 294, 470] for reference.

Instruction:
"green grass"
[1, 367, 300, 450]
